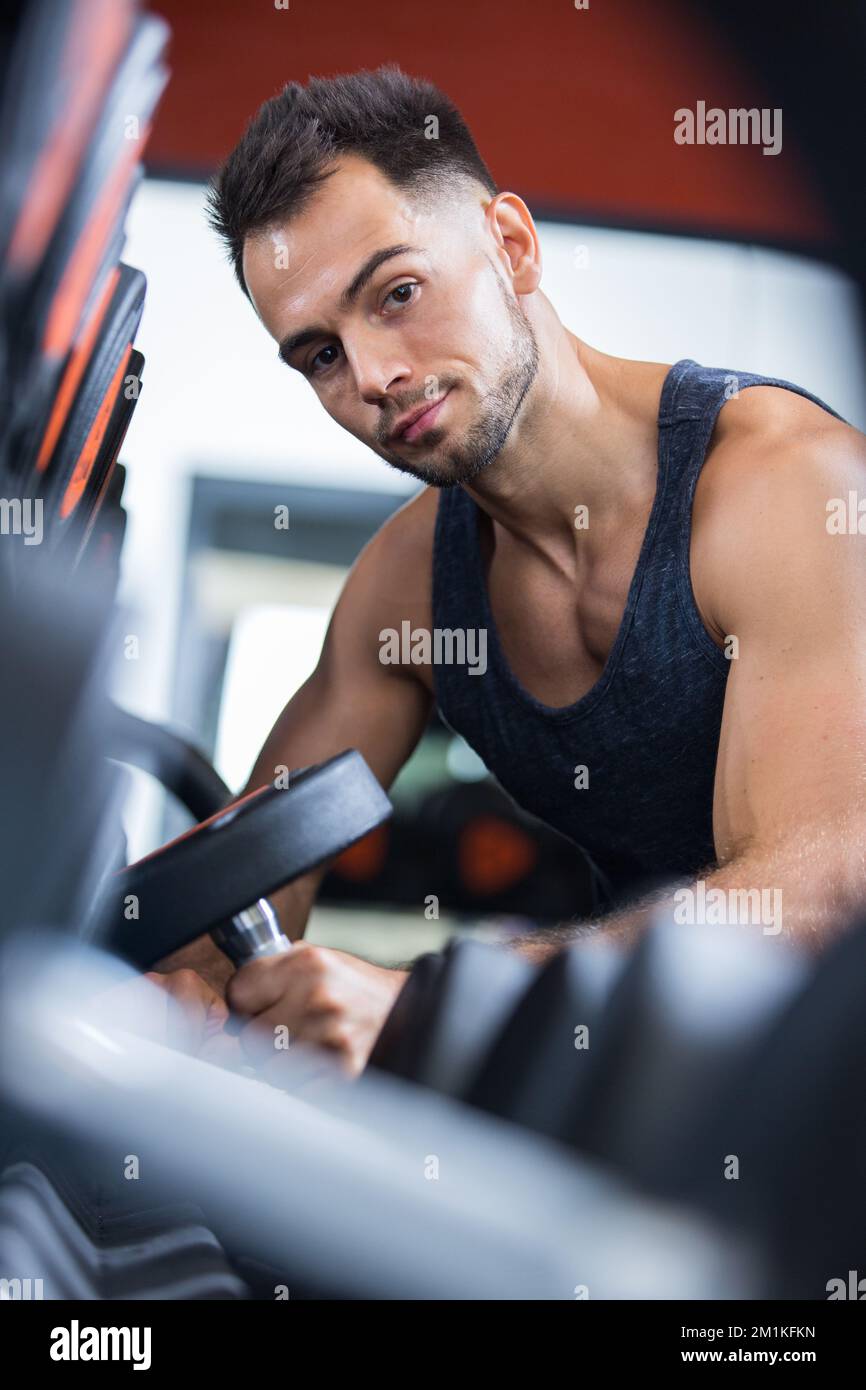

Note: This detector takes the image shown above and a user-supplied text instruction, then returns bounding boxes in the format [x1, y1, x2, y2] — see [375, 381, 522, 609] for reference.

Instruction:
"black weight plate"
[99, 750, 393, 968]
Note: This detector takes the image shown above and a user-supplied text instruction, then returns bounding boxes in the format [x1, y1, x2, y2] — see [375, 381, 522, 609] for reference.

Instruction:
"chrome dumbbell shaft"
[210, 899, 292, 966]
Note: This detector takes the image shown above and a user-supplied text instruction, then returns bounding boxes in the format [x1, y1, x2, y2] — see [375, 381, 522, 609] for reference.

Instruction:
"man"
[159, 65, 866, 1076]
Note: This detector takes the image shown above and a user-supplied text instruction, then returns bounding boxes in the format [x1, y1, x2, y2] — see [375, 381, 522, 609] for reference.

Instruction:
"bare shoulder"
[375, 484, 440, 562]
[705, 382, 863, 481]
[364, 485, 437, 599]
[337, 485, 438, 634]
[693, 383, 866, 639]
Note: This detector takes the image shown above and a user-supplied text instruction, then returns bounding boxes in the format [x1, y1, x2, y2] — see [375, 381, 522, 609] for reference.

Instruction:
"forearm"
[510, 812, 866, 964]
[507, 874, 684, 964]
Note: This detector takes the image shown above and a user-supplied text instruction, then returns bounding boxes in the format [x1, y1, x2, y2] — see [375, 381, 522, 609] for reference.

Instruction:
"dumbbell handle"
[214, 899, 294, 1039]
[99, 750, 392, 969]
[211, 899, 292, 967]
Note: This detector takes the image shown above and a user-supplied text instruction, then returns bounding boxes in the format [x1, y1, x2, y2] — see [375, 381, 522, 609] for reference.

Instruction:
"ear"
[484, 192, 542, 294]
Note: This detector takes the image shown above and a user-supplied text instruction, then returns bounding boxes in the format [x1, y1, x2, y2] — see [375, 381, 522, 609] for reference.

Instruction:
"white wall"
[114, 177, 866, 848]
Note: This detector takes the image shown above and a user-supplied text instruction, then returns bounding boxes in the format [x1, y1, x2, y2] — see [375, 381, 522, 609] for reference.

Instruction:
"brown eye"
[385, 283, 418, 309]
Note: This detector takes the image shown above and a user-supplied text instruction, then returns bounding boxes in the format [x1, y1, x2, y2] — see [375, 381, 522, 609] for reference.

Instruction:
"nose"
[343, 329, 412, 405]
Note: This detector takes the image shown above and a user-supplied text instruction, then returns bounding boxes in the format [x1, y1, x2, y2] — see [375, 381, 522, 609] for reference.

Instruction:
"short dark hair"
[206, 64, 498, 300]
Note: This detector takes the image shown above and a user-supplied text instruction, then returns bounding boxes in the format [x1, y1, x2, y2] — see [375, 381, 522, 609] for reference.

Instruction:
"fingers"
[233, 996, 349, 1071]
[225, 945, 406, 1079]
[226, 942, 317, 1023]
[95, 949, 399, 1083]
[226, 944, 325, 1065]
[143, 968, 226, 1054]
[151, 935, 234, 998]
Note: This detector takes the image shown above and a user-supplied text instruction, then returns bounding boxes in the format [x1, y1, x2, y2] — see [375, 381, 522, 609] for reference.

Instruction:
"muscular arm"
[157, 492, 435, 988]
[514, 422, 866, 963]
[244, 514, 433, 934]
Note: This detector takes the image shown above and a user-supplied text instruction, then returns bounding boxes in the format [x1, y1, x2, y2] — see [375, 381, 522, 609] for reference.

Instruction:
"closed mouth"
[389, 390, 450, 444]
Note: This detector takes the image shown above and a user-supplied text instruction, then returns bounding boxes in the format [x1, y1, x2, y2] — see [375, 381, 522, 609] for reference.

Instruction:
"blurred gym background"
[113, 0, 866, 962]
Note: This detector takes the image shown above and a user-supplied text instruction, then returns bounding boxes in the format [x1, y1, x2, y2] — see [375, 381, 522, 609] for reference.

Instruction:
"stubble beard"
[379, 288, 541, 490]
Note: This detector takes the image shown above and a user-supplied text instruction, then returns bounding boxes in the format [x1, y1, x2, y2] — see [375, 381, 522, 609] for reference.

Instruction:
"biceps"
[319, 656, 433, 791]
[713, 647, 866, 859]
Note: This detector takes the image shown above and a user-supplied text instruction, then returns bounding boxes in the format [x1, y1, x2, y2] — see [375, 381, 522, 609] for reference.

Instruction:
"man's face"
[243, 155, 539, 488]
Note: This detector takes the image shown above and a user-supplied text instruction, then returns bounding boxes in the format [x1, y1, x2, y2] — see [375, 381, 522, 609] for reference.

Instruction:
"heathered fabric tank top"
[431, 358, 844, 912]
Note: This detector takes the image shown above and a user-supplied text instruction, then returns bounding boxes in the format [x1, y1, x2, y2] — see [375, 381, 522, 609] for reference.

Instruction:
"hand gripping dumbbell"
[96, 750, 392, 970]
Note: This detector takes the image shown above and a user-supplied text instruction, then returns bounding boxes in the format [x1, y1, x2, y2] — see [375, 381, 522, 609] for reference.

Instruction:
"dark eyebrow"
[277, 243, 422, 366]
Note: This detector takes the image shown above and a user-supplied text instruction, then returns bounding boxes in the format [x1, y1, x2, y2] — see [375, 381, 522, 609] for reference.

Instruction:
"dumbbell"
[96, 750, 392, 970]
[104, 703, 293, 967]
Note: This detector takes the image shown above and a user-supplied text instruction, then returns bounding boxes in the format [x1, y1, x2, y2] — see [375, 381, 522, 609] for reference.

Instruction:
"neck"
[462, 294, 670, 572]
